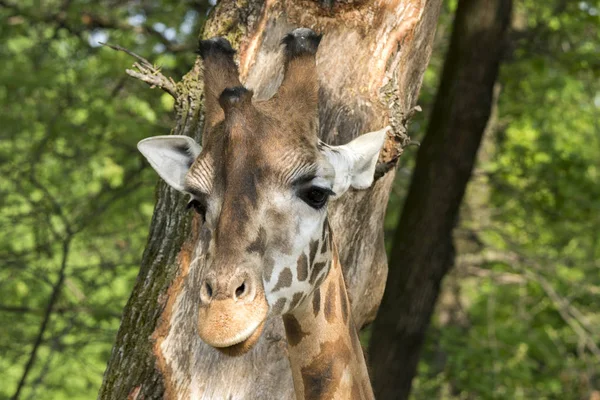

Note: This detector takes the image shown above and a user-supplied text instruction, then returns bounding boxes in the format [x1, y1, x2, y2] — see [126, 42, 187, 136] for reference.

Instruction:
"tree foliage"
[409, 1, 600, 398]
[0, 1, 207, 398]
[0, 0, 598, 399]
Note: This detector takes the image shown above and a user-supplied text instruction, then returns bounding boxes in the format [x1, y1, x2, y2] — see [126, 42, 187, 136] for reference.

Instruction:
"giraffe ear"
[137, 135, 202, 192]
[320, 126, 390, 196]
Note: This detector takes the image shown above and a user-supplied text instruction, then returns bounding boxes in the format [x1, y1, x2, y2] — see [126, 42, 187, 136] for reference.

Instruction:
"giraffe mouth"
[197, 295, 269, 356]
[214, 319, 267, 357]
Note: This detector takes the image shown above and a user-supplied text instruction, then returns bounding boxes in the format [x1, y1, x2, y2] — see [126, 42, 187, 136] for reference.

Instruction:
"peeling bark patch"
[289, 292, 304, 310]
[148, 218, 202, 400]
[309, 261, 327, 285]
[297, 252, 308, 281]
[272, 297, 286, 314]
[272, 267, 292, 291]
[339, 274, 349, 325]
[127, 385, 142, 400]
[300, 337, 351, 400]
[282, 314, 308, 347]
[312, 287, 321, 316]
[324, 279, 337, 323]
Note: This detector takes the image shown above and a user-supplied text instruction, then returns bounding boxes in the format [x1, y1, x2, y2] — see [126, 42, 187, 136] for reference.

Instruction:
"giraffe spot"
[308, 239, 319, 266]
[263, 256, 275, 283]
[266, 208, 287, 226]
[272, 267, 293, 292]
[297, 253, 308, 281]
[282, 314, 308, 347]
[309, 261, 327, 285]
[312, 287, 320, 316]
[289, 292, 304, 310]
[266, 210, 292, 254]
[300, 337, 351, 400]
[246, 226, 267, 256]
[271, 298, 286, 314]
[314, 262, 329, 288]
[321, 217, 328, 242]
[320, 231, 329, 254]
[324, 279, 337, 324]
[339, 274, 349, 325]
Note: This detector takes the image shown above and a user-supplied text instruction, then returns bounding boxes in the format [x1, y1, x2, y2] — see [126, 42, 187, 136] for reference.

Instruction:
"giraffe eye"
[187, 198, 207, 219]
[300, 187, 334, 210]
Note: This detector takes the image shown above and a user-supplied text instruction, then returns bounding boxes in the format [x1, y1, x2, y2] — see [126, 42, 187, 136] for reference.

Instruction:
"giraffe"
[137, 28, 389, 399]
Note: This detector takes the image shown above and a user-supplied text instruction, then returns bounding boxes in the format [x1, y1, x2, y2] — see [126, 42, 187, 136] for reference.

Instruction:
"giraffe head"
[138, 29, 388, 356]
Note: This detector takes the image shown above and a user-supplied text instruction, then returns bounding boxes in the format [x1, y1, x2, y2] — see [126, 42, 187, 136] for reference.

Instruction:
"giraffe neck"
[282, 240, 374, 400]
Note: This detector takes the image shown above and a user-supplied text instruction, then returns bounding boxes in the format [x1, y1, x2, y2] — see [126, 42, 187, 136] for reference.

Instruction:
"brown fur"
[339, 274, 349, 324]
[300, 337, 351, 400]
[312, 287, 321, 316]
[191, 29, 375, 398]
[282, 314, 308, 347]
[200, 44, 241, 132]
[324, 279, 337, 324]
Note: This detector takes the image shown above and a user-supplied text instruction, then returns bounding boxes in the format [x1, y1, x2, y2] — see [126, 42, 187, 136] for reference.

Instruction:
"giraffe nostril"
[205, 282, 213, 298]
[235, 282, 245, 298]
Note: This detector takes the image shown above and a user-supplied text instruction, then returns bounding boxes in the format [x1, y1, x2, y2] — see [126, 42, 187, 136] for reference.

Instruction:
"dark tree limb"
[369, 0, 513, 398]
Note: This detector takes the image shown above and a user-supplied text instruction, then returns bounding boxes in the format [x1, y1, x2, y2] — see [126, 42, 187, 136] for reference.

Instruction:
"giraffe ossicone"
[138, 27, 387, 398]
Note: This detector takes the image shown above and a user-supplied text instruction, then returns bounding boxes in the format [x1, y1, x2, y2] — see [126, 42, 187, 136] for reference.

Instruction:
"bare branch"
[460, 264, 526, 284]
[101, 42, 177, 98]
[374, 104, 421, 181]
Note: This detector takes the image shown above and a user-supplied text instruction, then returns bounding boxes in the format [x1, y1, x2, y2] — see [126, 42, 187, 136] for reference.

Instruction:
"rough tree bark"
[368, 0, 513, 398]
[99, 1, 441, 398]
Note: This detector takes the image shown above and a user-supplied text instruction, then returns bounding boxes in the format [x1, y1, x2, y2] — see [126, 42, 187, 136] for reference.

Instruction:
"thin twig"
[100, 42, 177, 98]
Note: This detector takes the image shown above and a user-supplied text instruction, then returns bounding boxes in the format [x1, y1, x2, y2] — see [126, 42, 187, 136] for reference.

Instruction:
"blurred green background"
[0, 0, 598, 399]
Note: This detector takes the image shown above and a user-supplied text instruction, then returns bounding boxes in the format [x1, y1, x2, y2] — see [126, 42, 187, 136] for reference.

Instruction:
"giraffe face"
[185, 114, 336, 318]
[137, 29, 388, 355]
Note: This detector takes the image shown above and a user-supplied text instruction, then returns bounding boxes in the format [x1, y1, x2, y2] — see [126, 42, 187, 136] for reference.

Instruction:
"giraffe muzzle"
[197, 271, 269, 355]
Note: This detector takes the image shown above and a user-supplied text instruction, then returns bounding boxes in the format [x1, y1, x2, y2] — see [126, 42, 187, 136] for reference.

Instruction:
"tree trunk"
[368, 0, 512, 399]
[99, 1, 441, 398]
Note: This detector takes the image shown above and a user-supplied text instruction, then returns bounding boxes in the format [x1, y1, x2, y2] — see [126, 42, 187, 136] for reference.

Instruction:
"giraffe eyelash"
[298, 186, 334, 210]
